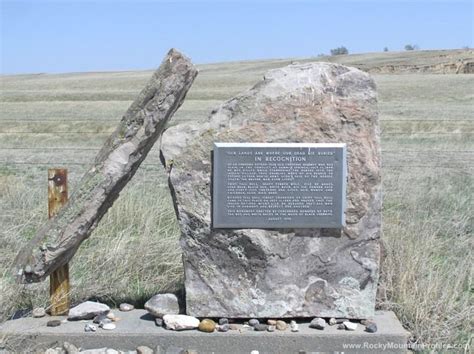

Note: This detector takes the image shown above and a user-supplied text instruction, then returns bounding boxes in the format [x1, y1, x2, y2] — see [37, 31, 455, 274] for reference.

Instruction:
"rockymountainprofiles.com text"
[342, 341, 468, 351]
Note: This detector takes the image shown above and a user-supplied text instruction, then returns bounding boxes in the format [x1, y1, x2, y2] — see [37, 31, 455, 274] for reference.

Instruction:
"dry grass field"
[1, 49, 473, 349]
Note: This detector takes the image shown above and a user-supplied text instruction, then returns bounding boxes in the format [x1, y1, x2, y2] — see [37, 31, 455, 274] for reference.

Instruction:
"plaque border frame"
[212, 142, 347, 229]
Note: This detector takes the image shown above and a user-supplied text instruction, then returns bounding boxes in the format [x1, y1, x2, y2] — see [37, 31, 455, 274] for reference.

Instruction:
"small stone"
[337, 323, 346, 330]
[343, 321, 357, 331]
[365, 322, 378, 333]
[68, 301, 110, 321]
[290, 320, 299, 332]
[218, 318, 229, 325]
[93, 314, 108, 324]
[84, 323, 97, 332]
[229, 324, 240, 331]
[32, 307, 46, 318]
[164, 347, 184, 354]
[218, 323, 230, 332]
[155, 317, 163, 327]
[267, 319, 277, 326]
[163, 314, 200, 331]
[240, 326, 251, 333]
[136, 346, 153, 354]
[119, 303, 134, 312]
[336, 318, 348, 324]
[309, 317, 326, 330]
[145, 293, 179, 318]
[248, 319, 259, 327]
[80, 349, 106, 354]
[94, 318, 112, 327]
[63, 341, 79, 354]
[101, 323, 116, 330]
[106, 312, 116, 321]
[254, 324, 268, 331]
[250, 351, 259, 354]
[267, 325, 276, 332]
[328, 318, 337, 326]
[100, 318, 113, 326]
[276, 320, 288, 331]
[46, 320, 61, 327]
[105, 350, 119, 354]
[198, 319, 216, 333]
[44, 349, 61, 354]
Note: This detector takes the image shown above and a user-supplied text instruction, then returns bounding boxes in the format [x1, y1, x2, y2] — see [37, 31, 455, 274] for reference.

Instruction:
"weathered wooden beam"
[48, 168, 70, 315]
[13, 49, 198, 283]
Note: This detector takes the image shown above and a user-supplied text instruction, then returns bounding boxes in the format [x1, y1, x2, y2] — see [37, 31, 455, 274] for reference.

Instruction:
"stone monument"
[161, 62, 381, 319]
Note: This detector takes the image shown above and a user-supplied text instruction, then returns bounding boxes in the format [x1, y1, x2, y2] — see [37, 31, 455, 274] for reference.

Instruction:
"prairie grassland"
[0, 51, 473, 348]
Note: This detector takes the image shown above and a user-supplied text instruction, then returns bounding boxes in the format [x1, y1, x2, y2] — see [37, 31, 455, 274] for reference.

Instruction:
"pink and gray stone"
[161, 62, 381, 319]
[68, 301, 110, 321]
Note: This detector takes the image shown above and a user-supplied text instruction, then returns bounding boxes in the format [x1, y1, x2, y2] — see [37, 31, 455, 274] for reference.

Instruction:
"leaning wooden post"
[48, 168, 70, 315]
[13, 49, 198, 284]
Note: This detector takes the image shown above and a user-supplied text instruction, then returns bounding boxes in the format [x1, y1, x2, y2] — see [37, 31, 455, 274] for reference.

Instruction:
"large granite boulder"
[161, 62, 381, 319]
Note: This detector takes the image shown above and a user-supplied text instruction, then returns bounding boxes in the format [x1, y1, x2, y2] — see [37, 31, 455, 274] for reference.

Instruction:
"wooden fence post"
[48, 168, 70, 315]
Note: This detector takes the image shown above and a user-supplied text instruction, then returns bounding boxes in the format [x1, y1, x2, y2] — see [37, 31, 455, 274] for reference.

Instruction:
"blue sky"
[1, 0, 473, 74]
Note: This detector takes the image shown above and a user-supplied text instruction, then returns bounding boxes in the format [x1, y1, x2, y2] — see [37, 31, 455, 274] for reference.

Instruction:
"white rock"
[290, 320, 299, 332]
[119, 303, 134, 312]
[105, 350, 119, 354]
[68, 301, 110, 320]
[101, 323, 116, 330]
[136, 346, 153, 354]
[32, 307, 46, 318]
[310, 317, 326, 329]
[163, 314, 199, 331]
[44, 349, 61, 354]
[79, 348, 107, 354]
[343, 321, 358, 331]
[63, 341, 79, 353]
[145, 293, 179, 317]
[84, 323, 97, 332]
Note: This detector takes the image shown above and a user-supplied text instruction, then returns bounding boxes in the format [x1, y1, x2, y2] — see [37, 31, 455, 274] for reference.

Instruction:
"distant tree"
[383, 47, 389, 52]
[330, 46, 349, 56]
[404, 44, 419, 51]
